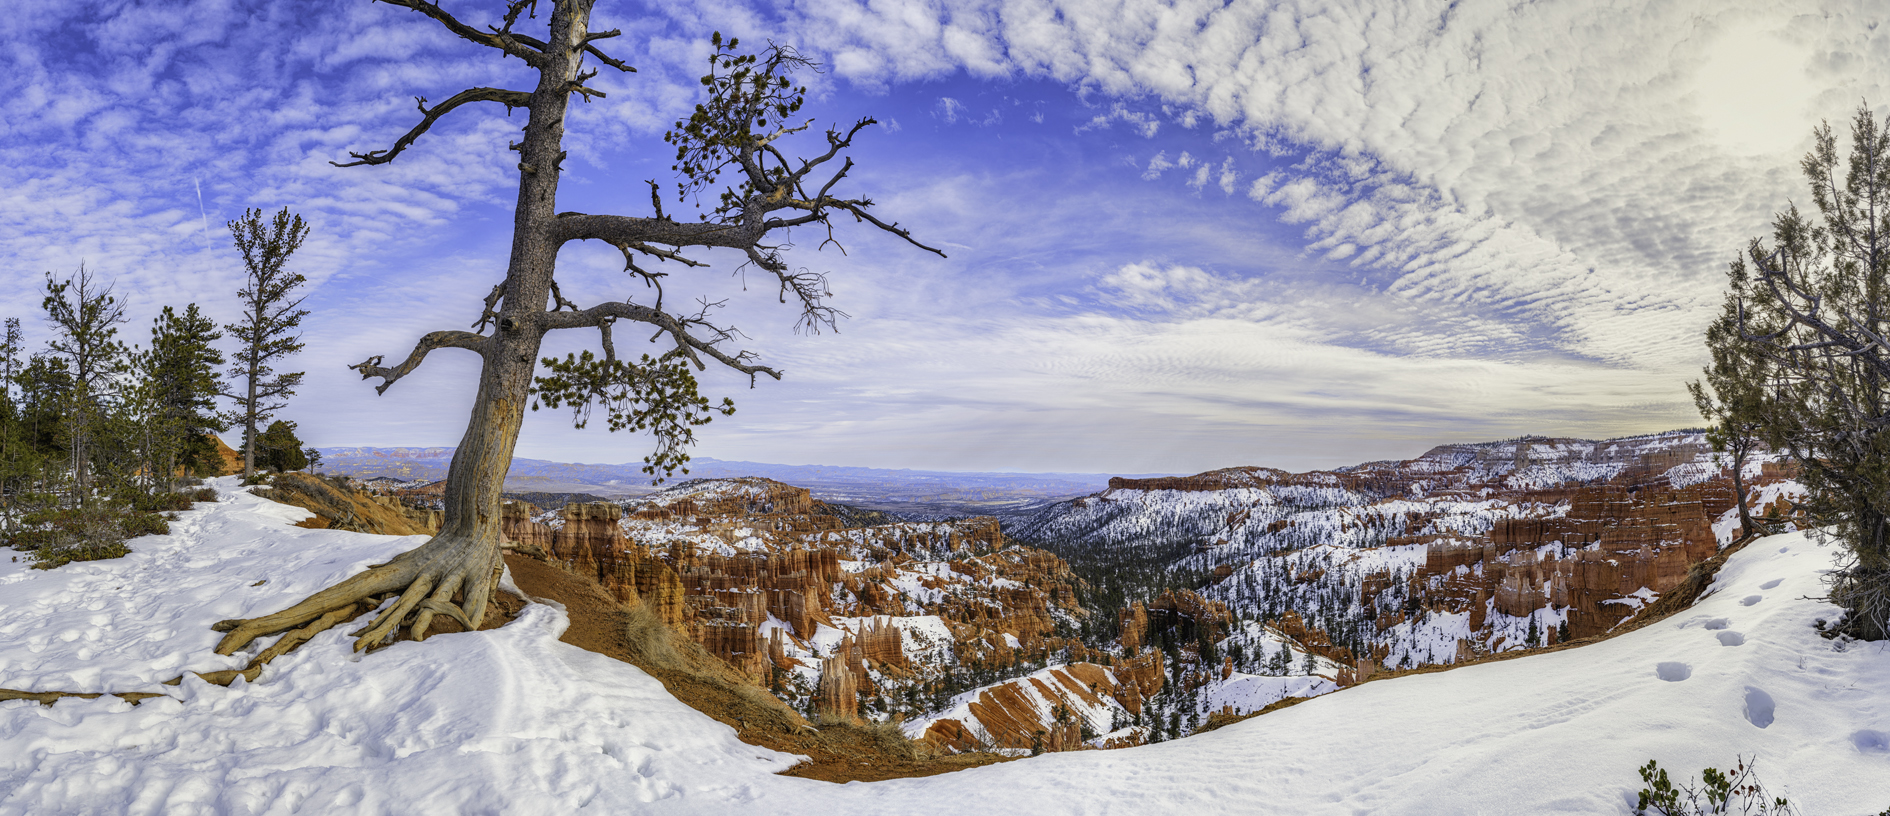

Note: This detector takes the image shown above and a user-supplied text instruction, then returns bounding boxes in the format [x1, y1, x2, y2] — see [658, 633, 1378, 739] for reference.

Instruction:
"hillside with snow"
[3, 477, 1887, 814]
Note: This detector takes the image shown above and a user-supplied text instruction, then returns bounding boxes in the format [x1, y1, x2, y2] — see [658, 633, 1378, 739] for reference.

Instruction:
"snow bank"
[0, 479, 808, 813]
[5, 484, 1888, 814]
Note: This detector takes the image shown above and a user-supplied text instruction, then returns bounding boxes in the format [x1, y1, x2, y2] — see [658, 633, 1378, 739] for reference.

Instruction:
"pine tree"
[40, 266, 129, 502]
[1690, 303, 1770, 540]
[225, 207, 310, 481]
[257, 420, 309, 473]
[1525, 615, 1541, 648]
[0, 317, 31, 531]
[140, 304, 228, 489]
[1708, 105, 1890, 639]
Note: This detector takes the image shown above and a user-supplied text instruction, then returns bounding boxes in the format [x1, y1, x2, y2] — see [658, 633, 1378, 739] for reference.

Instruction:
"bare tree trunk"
[1728, 436, 1755, 540]
[243, 362, 257, 481]
[213, 0, 587, 654]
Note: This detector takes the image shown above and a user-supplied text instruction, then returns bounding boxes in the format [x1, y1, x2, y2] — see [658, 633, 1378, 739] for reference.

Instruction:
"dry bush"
[255, 473, 435, 536]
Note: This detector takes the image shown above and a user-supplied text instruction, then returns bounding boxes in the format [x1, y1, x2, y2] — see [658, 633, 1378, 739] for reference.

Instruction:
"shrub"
[119, 512, 171, 539]
[25, 506, 136, 570]
[190, 486, 218, 503]
[1635, 757, 1796, 816]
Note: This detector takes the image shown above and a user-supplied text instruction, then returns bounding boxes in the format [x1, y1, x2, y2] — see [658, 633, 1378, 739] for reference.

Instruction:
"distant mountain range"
[314, 447, 1173, 517]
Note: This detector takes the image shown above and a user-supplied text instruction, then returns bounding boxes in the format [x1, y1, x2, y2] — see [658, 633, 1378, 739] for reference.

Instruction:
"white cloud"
[1141, 151, 1173, 180]
[1074, 102, 1161, 137]
[9, 0, 1885, 476]
[935, 96, 968, 123]
[757, 0, 1887, 380]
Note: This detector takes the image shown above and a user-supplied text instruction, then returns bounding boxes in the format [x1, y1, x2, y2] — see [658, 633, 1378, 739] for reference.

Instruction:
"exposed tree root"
[0, 688, 167, 706]
[212, 534, 502, 655]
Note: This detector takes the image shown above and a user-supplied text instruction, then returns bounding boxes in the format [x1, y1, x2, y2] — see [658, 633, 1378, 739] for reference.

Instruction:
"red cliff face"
[1074, 434, 1792, 688]
[1415, 478, 1739, 638]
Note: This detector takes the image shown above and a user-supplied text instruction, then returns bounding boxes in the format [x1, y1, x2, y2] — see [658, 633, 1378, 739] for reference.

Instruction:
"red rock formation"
[857, 616, 908, 671]
[501, 477, 1092, 723]
[1414, 476, 1743, 638]
[916, 661, 1153, 754]
[1119, 602, 1149, 653]
[816, 654, 858, 722]
[1119, 590, 1233, 655]
[1110, 650, 1164, 715]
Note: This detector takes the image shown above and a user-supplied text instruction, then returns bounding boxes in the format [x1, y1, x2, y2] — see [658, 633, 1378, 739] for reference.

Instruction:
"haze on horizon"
[4, 0, 1883, 476]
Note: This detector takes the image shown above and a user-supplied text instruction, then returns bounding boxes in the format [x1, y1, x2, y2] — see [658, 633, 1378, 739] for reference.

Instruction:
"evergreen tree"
[1525, 615, 1541, 648]
[40, 266, 129, 502]
[1690, 301, 1770, 539]
[1300, 650, 1316, 675]
[225, 207, 310, 481]
[1557, 619, 1571, 644]
[140, 304, 228, 487]
[1268, 645, 1290, 676]
[15, 355, 72, 463]
[0, 317, 33, 531]
[257, 420, 308, 473]
[1708, 106, 1890, 639]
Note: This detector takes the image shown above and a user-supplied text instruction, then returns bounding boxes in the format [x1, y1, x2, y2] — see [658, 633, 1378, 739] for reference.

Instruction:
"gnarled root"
[213, 533, 502, 656]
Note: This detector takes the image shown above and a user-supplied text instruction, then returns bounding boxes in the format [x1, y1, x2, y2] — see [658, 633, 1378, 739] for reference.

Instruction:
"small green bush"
[1636, 757, 1796, 815]
[6, 529, 57, 552]
[190, 487, 218, 503]
[25, 505, 137, 570]
[119, 512, 171, 539]
[32, 540, 131, 570]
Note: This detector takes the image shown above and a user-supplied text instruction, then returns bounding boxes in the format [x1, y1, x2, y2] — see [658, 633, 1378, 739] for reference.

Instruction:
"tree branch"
[471, 284, 505, 332]
[544, 302, 781, 383]
[333, 88, 533, 167]
[349, 331, 490, 394]
[554, 213, 749, 248]
[376, 0, 548, 65]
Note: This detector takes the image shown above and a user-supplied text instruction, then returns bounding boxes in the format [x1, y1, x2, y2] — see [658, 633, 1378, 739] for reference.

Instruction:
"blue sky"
[2, 0, 1884, 475]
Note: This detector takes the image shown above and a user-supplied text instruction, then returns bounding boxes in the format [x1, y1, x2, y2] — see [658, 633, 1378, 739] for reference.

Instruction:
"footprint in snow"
[1702, 618, 1731, 630]
[1743, 687, 1775, 728]
[1741, 595, 1763, 606]
[1656, 662, 1691, 682]
[1759, 579, 1782, 590]
[1852, 730, 1889, 754]
[1716, 631, 1745, 647]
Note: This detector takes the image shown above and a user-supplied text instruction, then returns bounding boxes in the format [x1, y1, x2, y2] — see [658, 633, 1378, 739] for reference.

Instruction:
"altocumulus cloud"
[657, 0, 1886, 469]
[1, 0, 1884, 475]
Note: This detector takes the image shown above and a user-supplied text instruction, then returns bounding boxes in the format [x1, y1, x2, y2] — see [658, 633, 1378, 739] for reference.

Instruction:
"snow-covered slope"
[4, 480, 1887, 814]
[0, 479, 805, 812]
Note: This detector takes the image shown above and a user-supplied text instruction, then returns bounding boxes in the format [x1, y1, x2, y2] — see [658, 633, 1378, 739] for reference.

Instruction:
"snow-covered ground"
[5, 479, 1889, 814]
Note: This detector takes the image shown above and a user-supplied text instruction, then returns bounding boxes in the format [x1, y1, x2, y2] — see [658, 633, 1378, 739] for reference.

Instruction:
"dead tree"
[211, 0, 941, 656]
